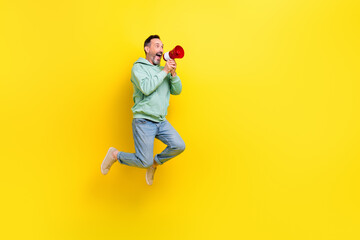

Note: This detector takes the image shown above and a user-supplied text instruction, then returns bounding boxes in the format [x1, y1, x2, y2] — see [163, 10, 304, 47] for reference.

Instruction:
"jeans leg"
[154, 120, 185, 165]
[117, 118, 157, 168]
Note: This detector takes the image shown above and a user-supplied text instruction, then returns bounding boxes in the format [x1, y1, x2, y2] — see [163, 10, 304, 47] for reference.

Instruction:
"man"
[101, 35, 185, 185]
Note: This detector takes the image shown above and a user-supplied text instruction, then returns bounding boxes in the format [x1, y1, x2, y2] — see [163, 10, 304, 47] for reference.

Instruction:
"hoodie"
[130, 57, 182, 122]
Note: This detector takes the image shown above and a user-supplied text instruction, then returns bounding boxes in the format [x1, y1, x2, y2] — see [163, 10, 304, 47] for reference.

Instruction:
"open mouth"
[156, 52, 162, 58]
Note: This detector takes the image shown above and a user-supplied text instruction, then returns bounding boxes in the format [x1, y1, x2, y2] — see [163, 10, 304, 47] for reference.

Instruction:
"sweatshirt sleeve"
[170, 74, 182, 95]
[131, 64, 168, 96]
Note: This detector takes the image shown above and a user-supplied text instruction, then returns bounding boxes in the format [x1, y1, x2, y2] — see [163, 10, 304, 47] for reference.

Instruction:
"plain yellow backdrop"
[1, 0, 359, 239]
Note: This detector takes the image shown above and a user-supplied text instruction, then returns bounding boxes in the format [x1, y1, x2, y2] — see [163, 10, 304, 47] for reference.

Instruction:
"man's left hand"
[168, 59, 177, 77]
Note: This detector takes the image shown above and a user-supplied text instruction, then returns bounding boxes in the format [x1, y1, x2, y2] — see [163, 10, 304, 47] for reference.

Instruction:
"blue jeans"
[117, 118, 185, 168]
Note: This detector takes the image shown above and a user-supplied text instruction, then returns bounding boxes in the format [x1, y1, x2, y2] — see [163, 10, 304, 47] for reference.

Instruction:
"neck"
[146, 56, 155, 65]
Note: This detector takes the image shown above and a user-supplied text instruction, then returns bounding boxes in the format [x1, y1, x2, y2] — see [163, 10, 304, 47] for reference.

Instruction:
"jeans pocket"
[135, 118, 148, 124]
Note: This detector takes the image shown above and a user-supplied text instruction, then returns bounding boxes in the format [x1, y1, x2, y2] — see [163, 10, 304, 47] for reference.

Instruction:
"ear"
[144, 46, 150, 54]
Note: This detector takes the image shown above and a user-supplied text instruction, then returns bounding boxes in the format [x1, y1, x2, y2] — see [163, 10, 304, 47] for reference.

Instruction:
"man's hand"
[169, 59, 177, 77]
[163, 60, 174, 73]
[163, 59, 177, 75]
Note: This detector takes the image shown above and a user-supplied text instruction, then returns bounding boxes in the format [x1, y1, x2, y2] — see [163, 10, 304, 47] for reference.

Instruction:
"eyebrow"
[155, 43, 164, 47]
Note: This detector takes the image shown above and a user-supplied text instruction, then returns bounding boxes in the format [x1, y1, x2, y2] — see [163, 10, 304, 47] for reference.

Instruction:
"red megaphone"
[163, 45, 185, 61]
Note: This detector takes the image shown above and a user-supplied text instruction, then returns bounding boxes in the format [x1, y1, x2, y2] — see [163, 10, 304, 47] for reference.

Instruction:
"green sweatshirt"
[130, 57, 182, 122]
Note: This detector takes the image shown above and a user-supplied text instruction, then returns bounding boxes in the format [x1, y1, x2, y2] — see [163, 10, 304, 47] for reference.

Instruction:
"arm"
[168, 60, 182, 95]
[131, 64, 168, 96]
[170, 74, 182, 95]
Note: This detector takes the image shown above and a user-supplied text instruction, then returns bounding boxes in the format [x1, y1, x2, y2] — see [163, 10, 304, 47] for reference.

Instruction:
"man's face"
[145, 38, 164, 65]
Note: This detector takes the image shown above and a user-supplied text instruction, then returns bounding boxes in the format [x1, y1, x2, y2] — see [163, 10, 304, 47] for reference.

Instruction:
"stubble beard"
[153, 55, 160, 65]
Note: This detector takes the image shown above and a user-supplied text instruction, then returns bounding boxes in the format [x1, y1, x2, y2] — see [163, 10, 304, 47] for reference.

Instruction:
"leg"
[117, 118, 157, 168]
[154, 120, 185, 165]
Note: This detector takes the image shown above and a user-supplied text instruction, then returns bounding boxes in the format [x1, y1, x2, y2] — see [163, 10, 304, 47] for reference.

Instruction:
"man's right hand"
[163, 60, 176, 74]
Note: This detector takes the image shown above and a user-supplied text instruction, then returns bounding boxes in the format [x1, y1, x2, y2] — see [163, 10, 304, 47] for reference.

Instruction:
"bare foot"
[112, 150, 119, 159]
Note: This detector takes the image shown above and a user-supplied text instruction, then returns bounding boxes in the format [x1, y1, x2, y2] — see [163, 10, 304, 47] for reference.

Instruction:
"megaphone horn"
[163, 45, 185, 61]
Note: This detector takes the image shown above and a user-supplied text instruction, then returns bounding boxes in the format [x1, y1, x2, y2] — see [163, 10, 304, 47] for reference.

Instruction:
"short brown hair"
[144, 35, 160, 54]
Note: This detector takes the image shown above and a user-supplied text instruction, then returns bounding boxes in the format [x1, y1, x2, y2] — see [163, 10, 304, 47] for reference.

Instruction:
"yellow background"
[1, 0, 359, 239]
